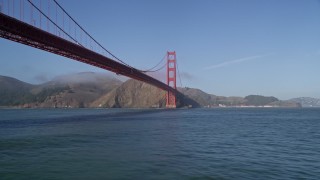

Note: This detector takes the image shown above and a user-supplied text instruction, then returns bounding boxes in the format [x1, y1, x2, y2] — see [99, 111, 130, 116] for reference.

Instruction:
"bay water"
[0, 108, 319, 179]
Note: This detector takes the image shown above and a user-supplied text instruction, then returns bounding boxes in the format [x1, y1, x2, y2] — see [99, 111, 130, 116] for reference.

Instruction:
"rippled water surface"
[0, 108, 319, 179]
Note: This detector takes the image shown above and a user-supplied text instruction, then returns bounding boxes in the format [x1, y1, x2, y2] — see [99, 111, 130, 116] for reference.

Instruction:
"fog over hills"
[0, 72, 303, 108]
[0, 72, 122, 108]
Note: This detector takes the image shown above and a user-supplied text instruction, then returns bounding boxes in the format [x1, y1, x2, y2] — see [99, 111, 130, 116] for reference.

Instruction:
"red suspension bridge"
[0, 0, 183, 108]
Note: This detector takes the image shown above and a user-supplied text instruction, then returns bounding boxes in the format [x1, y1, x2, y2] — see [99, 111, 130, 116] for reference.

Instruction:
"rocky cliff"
[91, 79, 166, 108]
[34, 72, 122, 108]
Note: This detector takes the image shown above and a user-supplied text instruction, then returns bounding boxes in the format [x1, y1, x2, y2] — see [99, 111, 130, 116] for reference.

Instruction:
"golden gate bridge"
[0, 0, 183, 108]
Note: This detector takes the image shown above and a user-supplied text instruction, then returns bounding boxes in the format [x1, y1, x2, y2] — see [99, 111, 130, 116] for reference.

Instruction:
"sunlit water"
[0, 108, 319, 179]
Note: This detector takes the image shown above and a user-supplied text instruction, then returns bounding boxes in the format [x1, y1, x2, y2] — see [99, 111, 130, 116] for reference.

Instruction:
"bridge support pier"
[166, 51, 177, 108]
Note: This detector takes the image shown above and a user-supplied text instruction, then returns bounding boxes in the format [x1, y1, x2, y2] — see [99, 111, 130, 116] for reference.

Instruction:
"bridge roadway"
[0, 13, 179, 95]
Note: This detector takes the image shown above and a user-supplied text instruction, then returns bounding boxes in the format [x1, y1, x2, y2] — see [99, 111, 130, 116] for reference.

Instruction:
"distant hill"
[268, 100, 302, 108]
[289, 97, 320, 107]
[0, 75, 35, 106]
[177, 91, 300, 107]
[243, 95, 301, 107]
[244, 95, 279, 106]
[0, 75, 67, 106]
[34, 72, 122, 108]
[177, 87, 246, 107]
[0, 75, 34, 90]
[0, 73, 122, 108]
[177, 87, 215, 106]
[0, 73, 302, 108]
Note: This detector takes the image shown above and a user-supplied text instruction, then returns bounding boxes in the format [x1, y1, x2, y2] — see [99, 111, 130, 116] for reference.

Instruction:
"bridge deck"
[0, 12, 178, 94]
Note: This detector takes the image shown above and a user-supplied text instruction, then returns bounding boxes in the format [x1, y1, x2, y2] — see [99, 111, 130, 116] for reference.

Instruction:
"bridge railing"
[0, 0, 115, 61]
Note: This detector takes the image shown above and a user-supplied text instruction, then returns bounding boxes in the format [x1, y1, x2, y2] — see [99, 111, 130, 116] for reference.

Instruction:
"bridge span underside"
[0, 13, 178, 95]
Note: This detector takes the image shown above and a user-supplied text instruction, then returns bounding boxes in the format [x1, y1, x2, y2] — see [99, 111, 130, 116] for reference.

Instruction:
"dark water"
[0, 108, 319, 180]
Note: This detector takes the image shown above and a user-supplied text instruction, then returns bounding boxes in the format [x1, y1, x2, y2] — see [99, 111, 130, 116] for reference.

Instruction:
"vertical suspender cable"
[27, 0, 83, 46]
[30, 0, 33, 25]
[55, 2, 57, 35]
[8, 0, 10, 16]
[176, 61, 183, 88]
[22, 0, 24, 21]
[52, 0, 132, 67]
[47, 0, 50, 32]
[40, 0, 42, 29]
[20, 0, 22, 20]
[62, 9, 64, 38]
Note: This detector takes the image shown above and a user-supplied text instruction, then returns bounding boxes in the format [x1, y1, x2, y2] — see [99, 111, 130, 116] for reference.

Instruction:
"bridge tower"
[166, 51, 177, 108]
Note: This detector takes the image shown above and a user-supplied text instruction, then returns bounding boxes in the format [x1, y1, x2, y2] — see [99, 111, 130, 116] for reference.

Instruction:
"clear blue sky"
[1, 0, 320, 99]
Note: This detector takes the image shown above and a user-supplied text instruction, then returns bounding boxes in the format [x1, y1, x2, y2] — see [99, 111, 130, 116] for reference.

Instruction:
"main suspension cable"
[52, 0, 133, 68]
[27, 0, 82, 47]
[142, 61, 167, 73]
[141, 53, 167, 72]
[28, 0, 170, 75]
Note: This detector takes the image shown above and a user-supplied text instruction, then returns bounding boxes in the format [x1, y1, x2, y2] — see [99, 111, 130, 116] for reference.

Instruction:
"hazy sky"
[1, 0, 320, 99]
